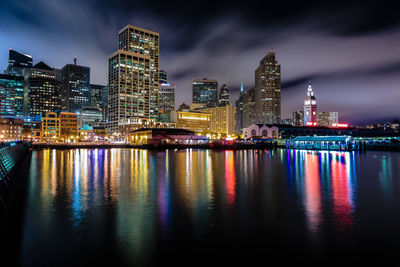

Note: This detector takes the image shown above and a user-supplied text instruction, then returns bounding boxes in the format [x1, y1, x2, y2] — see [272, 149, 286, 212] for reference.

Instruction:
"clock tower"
[303, 82, 317, 126]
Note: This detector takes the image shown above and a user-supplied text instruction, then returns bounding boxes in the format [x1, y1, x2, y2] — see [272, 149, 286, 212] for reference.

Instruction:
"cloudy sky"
[1, 0, 400, 124]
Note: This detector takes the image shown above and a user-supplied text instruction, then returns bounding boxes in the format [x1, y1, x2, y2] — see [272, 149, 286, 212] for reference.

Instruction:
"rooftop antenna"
[73, 57, 77, 65]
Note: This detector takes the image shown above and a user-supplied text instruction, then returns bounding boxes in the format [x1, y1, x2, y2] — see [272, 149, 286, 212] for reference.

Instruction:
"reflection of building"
[254, 52, 281, 124]
[129, 128, 207, 145]
[292, 110, 304, 126]
[29, 62, 61, 117]
[192, 78, 218, 108]
[0, 74, 24, 117]
[304, 82, 317, 126]
[78, 106, 103, 128]
[61, 60, 90, 112]
[108, 25, 159, 134]
[174, 110, 211, 134]
[318, 112, 339, 127]
[0, 118, 23, 141]
[243, 124, 279, 139]
[201, 103, 236, 135]
[158, 83, 175, 122]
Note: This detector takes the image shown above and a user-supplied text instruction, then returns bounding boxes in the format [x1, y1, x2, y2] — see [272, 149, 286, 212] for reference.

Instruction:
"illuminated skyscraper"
[108, 25, 159, 133]
[235, 79, 244, 134]
[303, 82, 317, 126]
[0, 74, 24, 117]
[158, 83, 175, 122]
[61, 60, 91, 112]
[254, 52, 281, 124]
[29, 62, 61, 116]
[218, 84, 229, 106]
[159, 70, 167, 85]
[192, 78, 218, 108]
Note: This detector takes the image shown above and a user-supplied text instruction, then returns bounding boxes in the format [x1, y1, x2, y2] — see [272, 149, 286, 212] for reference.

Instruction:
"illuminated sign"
[332, 123, 348, 128]
[306, 122, 317, 126]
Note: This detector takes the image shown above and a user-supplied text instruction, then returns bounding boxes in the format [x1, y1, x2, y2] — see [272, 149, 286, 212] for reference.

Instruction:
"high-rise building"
[242, 87, 256, 128]
[303, 82, 317, 126]
[0, 74, 24, 117]
[318, 112, 338, 127]
[201, 103, 236, 135]
[192, 78, 218, 108]
[292, 110, 304, 126]
[6, 49, 33, 76]
[90, 84, 107, 108]
[78, 106, 103, 128]
[158, 83, 175, 122]
[159, 70, 167, 85]
[254, 52, 281, 124]
[218, 84, 229, 106]
[235, 79, 244, 134]
[61, 60, 90, 112]
[108, 25, 160, 134]
[29, 62, 61, 117]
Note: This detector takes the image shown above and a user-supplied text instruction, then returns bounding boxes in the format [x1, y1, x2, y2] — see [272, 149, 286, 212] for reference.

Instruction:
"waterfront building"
[235, 79, 244, 134]
[159, 70, 167, 84]
[243, 124, 279, 139]
[192, 78, 218, 108]
[78, 106, 103, 128]
[118, 117, 175, 137]
[292, 110, 304, 126]
[0, 74, 24, 117]
[242, 87, 256, 128]
[201, 103, 236, 135]
[174, 110, 211, 134]
[0, 117, 23, 141]
[318, 111, 339, 127]
[129, 128, 207, 145]
[303, 82, 317, 126]
[108, 25, 160, 134]
[29, 62, 61, 117]
[218, 84, 229, 106]
[158, 83, 175, 122]
[61, 60, 91, 112]
[41, 111, 78, 142]
[254, 52, 281, 124]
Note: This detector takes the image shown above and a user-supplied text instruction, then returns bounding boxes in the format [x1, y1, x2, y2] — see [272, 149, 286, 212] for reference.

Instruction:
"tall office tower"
[29, 62, 61, 117]
[158, 83, 175, 122]
[108, 25, 160, 134]
[235, 79, 244, 134]
[292, 110, 304, 126]
[192, 78, 218, 108]
[254, 52, 281, 124]
[5, 49, 33, 116]
[159, 70, 167, 84]
[0, 74, 24, 117]
[218, 84, 229, 106]
[6, 49, 33, 75]
[61, 59, 90, 112]
[242, 87, 256, 128]
[303, 82, 317, 126]
[90, 84, 106, 108]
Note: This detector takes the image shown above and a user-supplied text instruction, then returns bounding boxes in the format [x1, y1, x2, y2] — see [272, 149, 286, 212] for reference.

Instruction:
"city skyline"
[1, 0, 400, 124]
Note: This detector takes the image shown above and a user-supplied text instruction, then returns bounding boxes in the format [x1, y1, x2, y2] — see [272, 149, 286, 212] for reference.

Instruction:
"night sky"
[1, 0, 399, 124]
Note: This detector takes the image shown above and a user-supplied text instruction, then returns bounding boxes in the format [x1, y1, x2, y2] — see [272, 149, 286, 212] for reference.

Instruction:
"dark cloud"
[1, 0, 400, 124]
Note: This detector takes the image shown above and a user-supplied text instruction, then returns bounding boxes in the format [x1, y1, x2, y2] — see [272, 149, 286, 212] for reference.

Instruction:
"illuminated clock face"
[312, 111, 316, 115]
[306, 111, 310, 116]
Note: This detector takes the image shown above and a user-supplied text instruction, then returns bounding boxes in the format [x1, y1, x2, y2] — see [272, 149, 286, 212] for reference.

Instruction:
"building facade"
[159, 70, 167, 84]
[0, 118, 23, 141]
[192, 78, 218, 108]
[254, 52, 281, 124]
[242, 87, 256, 129]
[292, 110, 304, 126]
[158, 83, 175, 122]
[318, 112, 339, 127]
[174, 110, 211, 134]
[108, 25, 159, 134]
[303, 82, 317, 126]
[235, 80, 244, 134]
[41, 111, 78, 142]
[78, 106, 103, 128]
[0, 74, 24, 117]
[218, 84, 229, 106]
[90, 84, 106, 108]
[201, 103, 236, 135]
[243, 124, 279, 139]
[29, 62, 61, 117]
[61, 61, 90, 112]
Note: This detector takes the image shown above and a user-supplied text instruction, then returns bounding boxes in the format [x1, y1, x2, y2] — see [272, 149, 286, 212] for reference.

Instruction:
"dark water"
[13, 149, 400, 265]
